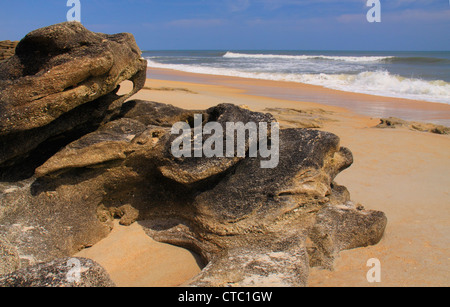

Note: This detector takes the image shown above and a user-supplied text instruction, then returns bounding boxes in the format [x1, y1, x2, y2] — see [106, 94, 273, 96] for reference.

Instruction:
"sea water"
[143, 50, 450, 104]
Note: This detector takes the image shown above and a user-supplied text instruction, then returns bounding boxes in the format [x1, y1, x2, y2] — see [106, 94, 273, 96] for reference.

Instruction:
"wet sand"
[148, 67, 450, 126]
[78, 70, 450, 287]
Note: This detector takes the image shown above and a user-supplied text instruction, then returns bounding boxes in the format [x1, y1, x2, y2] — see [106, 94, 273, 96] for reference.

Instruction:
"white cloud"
[227, 0, 251, 12]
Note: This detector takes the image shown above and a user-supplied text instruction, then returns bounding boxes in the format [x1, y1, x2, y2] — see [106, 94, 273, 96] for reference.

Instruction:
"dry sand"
[75, 220, 202, 287]
[78, 70, 450, 287]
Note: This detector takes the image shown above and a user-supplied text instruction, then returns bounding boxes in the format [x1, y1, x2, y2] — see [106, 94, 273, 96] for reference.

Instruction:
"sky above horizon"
[0, 0, 449, 51]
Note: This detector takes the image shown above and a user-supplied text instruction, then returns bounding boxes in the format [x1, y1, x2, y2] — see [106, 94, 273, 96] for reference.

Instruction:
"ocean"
[143, 50, 450, 105]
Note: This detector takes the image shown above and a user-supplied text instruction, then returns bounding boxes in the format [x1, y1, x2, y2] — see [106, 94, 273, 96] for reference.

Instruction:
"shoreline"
[147, 67, 450, 127]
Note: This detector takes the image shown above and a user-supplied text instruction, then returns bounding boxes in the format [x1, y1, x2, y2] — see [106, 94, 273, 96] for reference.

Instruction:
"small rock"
[376, 117, 449, 135]
[0, 257, 115, 287]
[111, 205, 139, 226]
[0, 40, 18, 61]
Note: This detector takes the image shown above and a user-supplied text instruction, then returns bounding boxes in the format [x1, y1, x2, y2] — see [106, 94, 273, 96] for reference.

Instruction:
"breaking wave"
[147, 59, 450, 104]
[223, 52, 394, 63]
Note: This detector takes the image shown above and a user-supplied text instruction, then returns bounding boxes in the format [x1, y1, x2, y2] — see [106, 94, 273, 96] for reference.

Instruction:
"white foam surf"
[223, 52, 394, 63]
[147, 59, 450, 104]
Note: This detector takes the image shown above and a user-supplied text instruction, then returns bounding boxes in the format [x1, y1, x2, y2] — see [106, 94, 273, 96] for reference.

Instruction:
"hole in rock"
[116, 80, 134, 96]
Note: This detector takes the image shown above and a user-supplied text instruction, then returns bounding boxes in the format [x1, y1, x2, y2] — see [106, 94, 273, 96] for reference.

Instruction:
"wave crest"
[146, 59, 450, 104]
[223, 52, 394, 63]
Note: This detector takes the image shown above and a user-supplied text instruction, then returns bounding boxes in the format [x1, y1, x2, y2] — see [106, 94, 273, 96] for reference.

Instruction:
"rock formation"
[0, 257, 115, 287]
[264, 107, 335, 129]
[0, 41, 18, 61]
[0, 22, 147, 180]
[0, 236, 20, 276]
[0, 23, 387, 287]
[376, 117, 449, 135]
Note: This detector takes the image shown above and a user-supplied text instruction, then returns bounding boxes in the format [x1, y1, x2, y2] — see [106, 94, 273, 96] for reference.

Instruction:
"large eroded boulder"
[2, 100, 387, 287]
[0, 22, 147, 179]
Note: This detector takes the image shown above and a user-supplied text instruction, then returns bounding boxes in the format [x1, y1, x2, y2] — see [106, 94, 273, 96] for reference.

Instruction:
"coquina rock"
[376, 117, 450, 135]
[0, 257, 115, 287]
[0, 22, 147, 180]
[0, 23, 387, 287]
[0, 236, 20, 276]
[0, 41, 18, 61]
[1, 99, 386, 287]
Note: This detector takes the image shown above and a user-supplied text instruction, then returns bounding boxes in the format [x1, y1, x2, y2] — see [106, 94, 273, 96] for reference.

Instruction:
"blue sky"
[0, 0, 449, 50]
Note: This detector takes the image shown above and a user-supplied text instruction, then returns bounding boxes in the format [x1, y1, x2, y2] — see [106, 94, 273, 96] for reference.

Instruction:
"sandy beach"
[76, 68, 450, 287]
